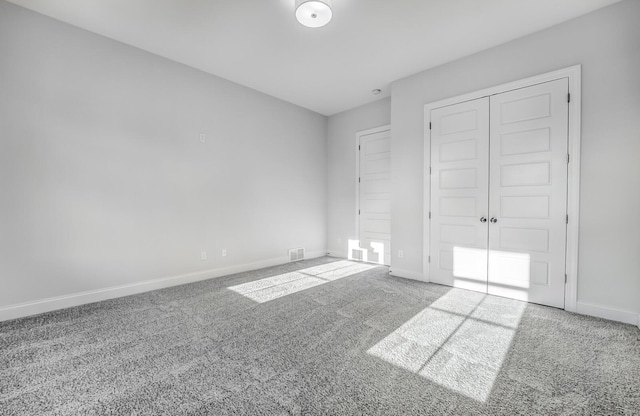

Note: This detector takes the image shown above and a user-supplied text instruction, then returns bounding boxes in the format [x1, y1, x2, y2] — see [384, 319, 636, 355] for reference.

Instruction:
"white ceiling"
[8, 0, 622, 116]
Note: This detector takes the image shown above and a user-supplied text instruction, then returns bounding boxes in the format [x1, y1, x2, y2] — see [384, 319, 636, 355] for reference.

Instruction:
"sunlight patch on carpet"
[367, 290, 526, 402]
[229, 260, 378, 303]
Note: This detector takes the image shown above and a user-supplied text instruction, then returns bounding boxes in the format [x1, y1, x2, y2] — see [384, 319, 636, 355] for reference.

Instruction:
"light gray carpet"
[1, 257, 639, 415]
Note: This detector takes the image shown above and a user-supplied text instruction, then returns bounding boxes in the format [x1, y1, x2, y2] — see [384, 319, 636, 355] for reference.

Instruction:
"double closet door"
[429, 78, 569, 308]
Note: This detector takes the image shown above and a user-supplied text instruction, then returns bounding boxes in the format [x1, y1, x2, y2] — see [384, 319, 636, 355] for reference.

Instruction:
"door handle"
[490, 217, 498, 223]
[480, 217, 487, 223]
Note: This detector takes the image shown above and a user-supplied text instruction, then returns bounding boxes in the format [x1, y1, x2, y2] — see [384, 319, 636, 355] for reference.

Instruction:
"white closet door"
[488, 78, 569, 308]
[359, 130, 391, 265]
[430, 98, 490, 292]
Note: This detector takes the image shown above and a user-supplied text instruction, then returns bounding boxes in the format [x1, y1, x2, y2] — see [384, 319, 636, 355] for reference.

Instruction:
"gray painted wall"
[0, 2, 327, 308]
[1, 0, 638, 323]
[390, 0, 640, 315]
[327, 98, 391, 257]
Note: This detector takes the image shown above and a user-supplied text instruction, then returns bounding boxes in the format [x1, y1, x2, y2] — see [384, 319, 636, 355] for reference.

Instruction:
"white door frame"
[423, 65, 581, 312]
[355, 125, 391, 261]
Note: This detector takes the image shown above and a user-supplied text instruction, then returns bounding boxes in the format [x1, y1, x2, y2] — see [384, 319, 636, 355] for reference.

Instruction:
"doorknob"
[490, 217, 498, 223]
[480, 217, 487, 223]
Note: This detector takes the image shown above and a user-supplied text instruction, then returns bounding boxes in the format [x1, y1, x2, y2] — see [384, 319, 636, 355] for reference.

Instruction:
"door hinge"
[359, 177, 361, 183]
[566, 214, 569, 224]
[429, 167, 432, 175]
[358, 209, 360, 215]
[428, 256, 431, 263]
[565, 274, 568, 284]
[358, 145, 361, 151]
[567, 154, 570, 163]
[567, 93, 571, 103]
[429, 211, 431, 219]
[429, 122, 432, 130]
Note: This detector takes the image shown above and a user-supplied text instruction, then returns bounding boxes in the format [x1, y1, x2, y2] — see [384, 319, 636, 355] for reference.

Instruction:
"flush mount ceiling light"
[295, 0, 332, 28]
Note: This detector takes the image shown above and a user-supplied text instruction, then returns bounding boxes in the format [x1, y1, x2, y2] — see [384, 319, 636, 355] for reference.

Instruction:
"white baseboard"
[389, 268, 426, 282]
[0, 250, 327, 322]
[575, 301, 639, 326]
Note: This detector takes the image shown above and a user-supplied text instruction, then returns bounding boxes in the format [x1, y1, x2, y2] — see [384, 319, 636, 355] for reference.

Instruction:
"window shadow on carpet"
[368, 289, 526, 402]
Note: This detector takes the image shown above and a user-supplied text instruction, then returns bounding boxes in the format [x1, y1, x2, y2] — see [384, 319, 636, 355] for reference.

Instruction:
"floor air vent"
[288, 248, 305, 262]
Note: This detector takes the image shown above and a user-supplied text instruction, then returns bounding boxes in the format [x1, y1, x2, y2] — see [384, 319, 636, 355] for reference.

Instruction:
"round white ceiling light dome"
[295, 0, 332, 28]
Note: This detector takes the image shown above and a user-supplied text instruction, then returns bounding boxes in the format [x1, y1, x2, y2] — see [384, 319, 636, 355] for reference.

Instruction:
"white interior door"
[359, 130, 391, 265]
[430, 98, 490, 292]
[488, 78, 569, 308]
[429, 79, 569, 308]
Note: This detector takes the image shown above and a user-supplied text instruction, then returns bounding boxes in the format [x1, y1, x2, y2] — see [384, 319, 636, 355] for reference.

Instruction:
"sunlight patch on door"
[451, 246, 531, 298]
[229, 260, 378, 303]
[453, 246, 487, 281]
[367, 290, 526, 402]
[488, 250, 532, 288]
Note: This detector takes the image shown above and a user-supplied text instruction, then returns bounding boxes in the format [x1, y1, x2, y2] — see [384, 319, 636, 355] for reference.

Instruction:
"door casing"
[423, 65, 581, 312]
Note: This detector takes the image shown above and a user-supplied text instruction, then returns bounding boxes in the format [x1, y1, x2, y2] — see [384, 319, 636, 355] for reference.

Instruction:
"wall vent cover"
[289, 248, 305, 262]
